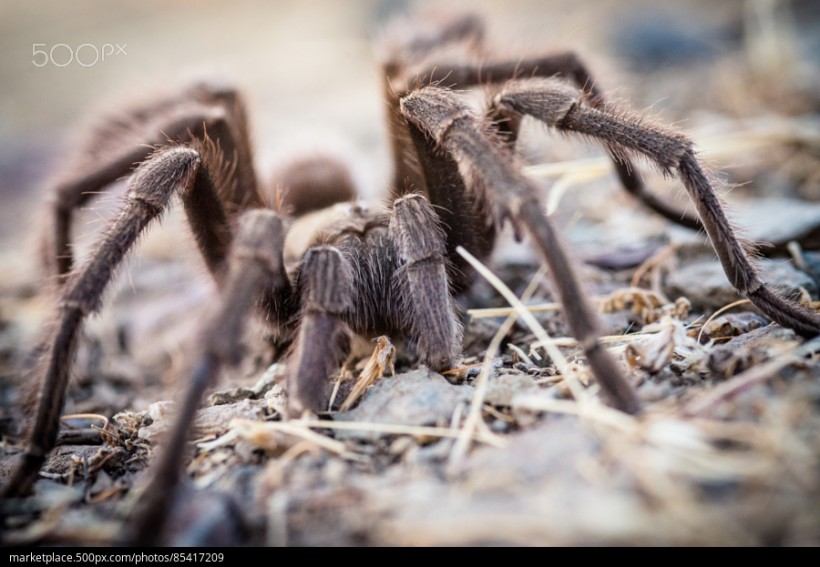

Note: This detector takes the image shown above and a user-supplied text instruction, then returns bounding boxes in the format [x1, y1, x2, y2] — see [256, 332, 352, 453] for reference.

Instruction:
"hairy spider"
[3, 13, 818, 545]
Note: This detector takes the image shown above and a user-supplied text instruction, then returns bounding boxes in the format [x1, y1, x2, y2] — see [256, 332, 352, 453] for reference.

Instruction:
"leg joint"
[390, 193, 446, 264]
[127, 147, 201, 210]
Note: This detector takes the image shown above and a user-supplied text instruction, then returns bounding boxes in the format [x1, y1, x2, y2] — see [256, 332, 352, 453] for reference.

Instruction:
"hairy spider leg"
[126, 209, 289, 545]
[47, 84, 260, 280]
[497, 78, 820, 338]
[286, 246, 354, 415]
[3, 146, 240, 498]
[401, 86, 642, 415]
[381, 20, 702, 231]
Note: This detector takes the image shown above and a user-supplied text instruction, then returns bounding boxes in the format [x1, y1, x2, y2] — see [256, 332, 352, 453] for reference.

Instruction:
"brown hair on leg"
[389, 194, 462, 371]
[3, 147, 202, 498]
[287, 246, 353, 416]
[497, 78, 820, 338]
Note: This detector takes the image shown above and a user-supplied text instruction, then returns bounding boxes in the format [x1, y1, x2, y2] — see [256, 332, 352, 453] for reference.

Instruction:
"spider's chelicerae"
[4, 14, 819, 544]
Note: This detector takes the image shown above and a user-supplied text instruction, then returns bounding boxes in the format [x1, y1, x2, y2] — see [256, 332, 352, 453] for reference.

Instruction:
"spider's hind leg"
[497, 78, 820, 338]
[382, 21, 702, 231]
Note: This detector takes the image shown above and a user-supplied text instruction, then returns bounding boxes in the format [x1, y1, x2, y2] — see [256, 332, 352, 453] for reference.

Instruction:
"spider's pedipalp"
[390, 194, 462, 372]
[401, 86, 642, 415]
[288, 245, 354, 416]
[498, 79, 820, 337]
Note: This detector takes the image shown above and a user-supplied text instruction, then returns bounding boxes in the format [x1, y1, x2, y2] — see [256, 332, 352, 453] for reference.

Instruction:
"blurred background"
[2, 0, 818, 228]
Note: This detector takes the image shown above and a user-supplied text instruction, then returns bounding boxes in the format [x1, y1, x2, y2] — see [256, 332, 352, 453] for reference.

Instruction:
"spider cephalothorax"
[3, 13, 818, 545]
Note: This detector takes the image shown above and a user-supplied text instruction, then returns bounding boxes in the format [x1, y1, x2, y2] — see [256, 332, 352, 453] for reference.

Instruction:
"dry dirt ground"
[1, 0, 820, 546]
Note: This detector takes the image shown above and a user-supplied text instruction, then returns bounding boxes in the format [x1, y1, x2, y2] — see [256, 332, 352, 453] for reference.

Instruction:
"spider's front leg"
[126, 209, 289, 545]
[2, 146, 239, 498]
[46, 83, 259, 280]
[496, 79, 820, 338]
[400, 87, 642, 415]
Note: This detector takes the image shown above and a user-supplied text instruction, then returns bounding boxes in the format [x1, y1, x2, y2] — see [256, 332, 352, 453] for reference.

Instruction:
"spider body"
[280, 190, 463, 414]
[3, 13, 818, 546]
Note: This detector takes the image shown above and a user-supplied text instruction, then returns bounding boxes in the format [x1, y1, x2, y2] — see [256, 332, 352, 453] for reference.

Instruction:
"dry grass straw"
[335, 336, 396, 412]
[469, 287, 677, 322]
[447, 247, 630, 473]
[456, 243, 819, 543]
[226, 418, 506, 448]
[447, 250, 549, 472]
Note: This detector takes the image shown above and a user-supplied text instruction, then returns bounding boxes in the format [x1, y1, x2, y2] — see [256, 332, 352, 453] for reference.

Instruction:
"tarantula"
[3, 14, 818, 545]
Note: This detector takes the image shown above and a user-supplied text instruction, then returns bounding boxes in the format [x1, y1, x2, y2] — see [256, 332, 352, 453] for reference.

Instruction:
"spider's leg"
[401, 86, 642, 415]
[48, 84, 260, 279]
[380, 13, 485, 70]
[381, 14, 486, 196]
[287, 246, 353, 416]
[486, 96, 523, 149]
[387, 49, 701, 230]
[125, 209, 288, 546]
[403, 110, 496, 289]
[1, 146, 244, 498]
[389, 194, 462, 371]
[497, 78, 820, 337]
[4, 147, 199, 497]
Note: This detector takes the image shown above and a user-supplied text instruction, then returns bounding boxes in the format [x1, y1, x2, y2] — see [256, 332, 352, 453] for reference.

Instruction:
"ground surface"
[1, 0, 820, 546]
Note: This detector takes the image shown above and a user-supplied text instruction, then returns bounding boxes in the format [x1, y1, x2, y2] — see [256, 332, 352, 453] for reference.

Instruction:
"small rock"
[734, 198, 820, 252]
[666, 258, 816, 309]
[707, 326, 799, 378]
[139, 399, 268, 443]
[700, 312, 769, 340]
[208, 387, 256, 406]
[484, 372, 539, 407]
[208, 363, 286, 405]
[333, 368, 474, 441]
